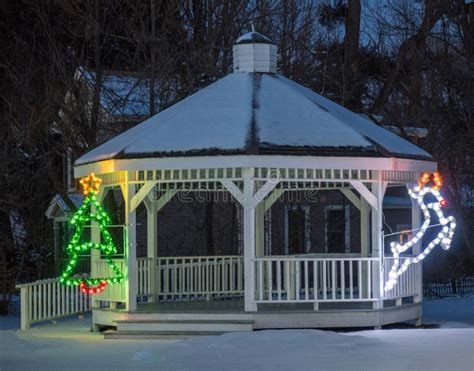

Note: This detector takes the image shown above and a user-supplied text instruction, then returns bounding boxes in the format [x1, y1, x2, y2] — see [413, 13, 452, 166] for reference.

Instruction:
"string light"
[59, 174, 124, 295]
[384, 172, 456, 292]
[79, 173, 102, 196]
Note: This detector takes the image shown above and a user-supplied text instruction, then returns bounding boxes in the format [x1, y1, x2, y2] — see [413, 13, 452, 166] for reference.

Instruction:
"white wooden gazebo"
[19, 32, 438, 334]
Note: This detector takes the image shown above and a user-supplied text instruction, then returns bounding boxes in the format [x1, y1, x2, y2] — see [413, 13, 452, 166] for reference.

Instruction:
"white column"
[124, 173, 137, 311]
[255, 203, 265, 258]
[360, 197, 370, 297]
[20, 286, 30, 330]
[221, 172, 278, 312]
[243, 168, 257, 312]
[360, 198, 370, 256]
[371, 172, 386, 309]
[411, 194, 423, 306]
[146, 201, 158, 302]
[91, 189, 105, 308]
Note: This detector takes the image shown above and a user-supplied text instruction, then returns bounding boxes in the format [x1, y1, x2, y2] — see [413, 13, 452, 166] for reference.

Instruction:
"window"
[284, 205, 310, 255]
[325, 205, 350, 253]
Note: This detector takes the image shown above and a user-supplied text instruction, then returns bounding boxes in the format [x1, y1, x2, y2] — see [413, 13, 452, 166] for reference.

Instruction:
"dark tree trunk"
[343, 0, 361, 110]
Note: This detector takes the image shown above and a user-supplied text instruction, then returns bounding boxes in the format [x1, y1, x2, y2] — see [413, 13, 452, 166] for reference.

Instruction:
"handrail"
[253, 256, 380, 304]
[156, 256, 244, 298]
[383, 256, 422, 300]
[16, 277, 61, 288]
[16, 278, 91, 330]
[254, 256, 378, 262]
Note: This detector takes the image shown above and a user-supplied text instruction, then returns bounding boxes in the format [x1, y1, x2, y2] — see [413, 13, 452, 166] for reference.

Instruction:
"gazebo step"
[103, 330, 225, 340]
[115, 318, 254, 333]
[116, 319, 255, 324]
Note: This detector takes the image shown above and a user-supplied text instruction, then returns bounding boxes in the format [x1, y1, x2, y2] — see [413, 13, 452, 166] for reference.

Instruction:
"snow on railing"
[383, 257, 421, 301]
[16, 278, 91, 330]
[254, 257, 380, 305]
[156, 256, 244, 300]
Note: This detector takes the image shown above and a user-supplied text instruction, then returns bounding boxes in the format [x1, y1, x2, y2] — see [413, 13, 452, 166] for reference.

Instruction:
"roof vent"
[233, 31, 277, 73]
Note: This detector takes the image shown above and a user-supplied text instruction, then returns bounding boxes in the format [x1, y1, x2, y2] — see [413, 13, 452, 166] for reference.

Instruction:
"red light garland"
[80, 281, 108, 295]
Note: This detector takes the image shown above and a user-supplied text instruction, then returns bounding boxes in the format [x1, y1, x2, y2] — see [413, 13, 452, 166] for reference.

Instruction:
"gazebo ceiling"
[75, 34, 432, 167]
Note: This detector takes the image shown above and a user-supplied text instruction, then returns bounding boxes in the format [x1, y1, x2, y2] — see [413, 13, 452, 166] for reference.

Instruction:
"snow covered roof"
[75, 33, 431, 166]
[76, 72, 431, 165]
[78, 68, 160, 117]
[45, 193, 84, 220]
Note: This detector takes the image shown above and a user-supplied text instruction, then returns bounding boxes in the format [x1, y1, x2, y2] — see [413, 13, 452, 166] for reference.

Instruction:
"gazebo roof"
[76, 37, 431, 166]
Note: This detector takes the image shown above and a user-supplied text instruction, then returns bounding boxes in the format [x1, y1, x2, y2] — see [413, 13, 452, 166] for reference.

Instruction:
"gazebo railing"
[93, 259, 127, 303]
[254, 257, 380, 303]
[16, 278, 91, 330]
[156, 256, 244, 300]
[383, 256, 421, 301]
[17, 256, 423, 329]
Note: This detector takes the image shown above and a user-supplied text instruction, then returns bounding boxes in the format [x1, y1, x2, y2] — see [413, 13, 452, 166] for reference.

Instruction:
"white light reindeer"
[384, 172, 456, 291]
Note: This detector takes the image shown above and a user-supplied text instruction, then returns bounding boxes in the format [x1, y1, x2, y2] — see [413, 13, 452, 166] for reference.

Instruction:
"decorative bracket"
[221, 179, 280, 210]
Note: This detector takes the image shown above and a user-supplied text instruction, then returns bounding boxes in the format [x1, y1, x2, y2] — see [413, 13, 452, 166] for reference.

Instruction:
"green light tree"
[59, 174, 124, 295]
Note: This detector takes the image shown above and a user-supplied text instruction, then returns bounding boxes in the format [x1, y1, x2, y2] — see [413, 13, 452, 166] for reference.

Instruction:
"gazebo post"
[243, 167, 257, 312]
[255, 204, 265, 257]
[143, 189, 177, 303]
[370, 172, 387, 310]
[145, 199, 158, 303]
[411, 182, 423, 325]
[360, 197, 370, 298]
[123, 173, 137, 312]
[91, 189, 106, 309]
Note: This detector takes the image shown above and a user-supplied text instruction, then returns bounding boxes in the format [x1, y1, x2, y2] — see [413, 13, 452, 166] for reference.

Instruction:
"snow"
[236, 31, 273, 44]
[1, 297, 473, 370]
[423, 296, 474, 328]
[276, 75, 432, 159]
[80, 69, 158, 117]
[76, 73, 253, 165]
[76, 71, 432, 165]
[257, 74, 372, 148]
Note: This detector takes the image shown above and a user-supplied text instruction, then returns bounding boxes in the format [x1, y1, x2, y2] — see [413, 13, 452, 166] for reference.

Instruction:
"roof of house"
[45, 194, 84, 220]
[78, 68, 160, 117]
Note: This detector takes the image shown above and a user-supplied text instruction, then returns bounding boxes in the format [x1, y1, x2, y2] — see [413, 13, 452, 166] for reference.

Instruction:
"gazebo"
[20, 32, 441, 335]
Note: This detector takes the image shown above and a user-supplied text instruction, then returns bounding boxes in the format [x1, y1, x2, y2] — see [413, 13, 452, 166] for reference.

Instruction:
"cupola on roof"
[75, 32, 432, 166]
[233, 30, 277, 73]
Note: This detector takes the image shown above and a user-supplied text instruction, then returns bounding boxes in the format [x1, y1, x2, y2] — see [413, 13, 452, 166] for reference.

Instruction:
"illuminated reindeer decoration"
[384, 172, 457, 292]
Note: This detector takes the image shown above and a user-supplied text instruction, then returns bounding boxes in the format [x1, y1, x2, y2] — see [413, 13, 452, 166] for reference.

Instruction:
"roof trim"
[74, 155, 437, 178]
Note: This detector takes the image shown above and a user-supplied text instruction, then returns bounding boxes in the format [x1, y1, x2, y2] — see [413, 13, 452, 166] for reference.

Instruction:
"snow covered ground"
[0, 297, 473, 371]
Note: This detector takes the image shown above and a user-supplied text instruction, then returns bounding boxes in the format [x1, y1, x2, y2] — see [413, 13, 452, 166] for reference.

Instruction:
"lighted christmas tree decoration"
[59, 173, 125, 295]
[384, 172, 456, 292]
